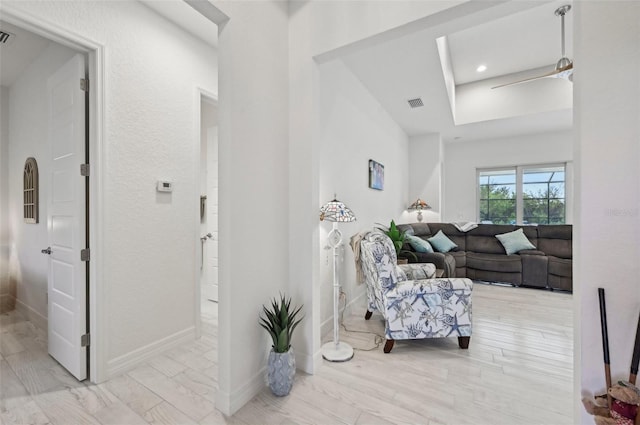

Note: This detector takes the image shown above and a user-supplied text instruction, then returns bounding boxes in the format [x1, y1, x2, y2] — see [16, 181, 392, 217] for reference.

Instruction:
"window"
[478, 164, 566, 225]
[478, 169, 516, 224]
[23, 157, 39, 224]
[522, 166, 565, 224]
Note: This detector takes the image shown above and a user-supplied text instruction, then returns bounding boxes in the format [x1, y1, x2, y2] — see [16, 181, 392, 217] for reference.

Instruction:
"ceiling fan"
[492, 4, 573, 89]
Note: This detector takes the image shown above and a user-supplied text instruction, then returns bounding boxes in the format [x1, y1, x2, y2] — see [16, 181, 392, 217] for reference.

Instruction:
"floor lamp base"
[321, 341, 354, 362]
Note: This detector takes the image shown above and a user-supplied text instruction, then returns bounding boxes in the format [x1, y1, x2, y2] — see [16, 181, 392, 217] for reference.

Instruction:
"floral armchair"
[359, 230, 473, 353]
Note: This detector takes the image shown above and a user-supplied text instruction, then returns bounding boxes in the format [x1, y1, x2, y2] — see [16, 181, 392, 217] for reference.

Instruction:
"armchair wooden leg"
[364, 310, 372, 320]
[383, 339, 395, 353]
[458, 336, 470, 349]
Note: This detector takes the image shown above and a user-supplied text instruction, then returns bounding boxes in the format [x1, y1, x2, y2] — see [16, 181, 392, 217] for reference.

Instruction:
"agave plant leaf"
[259, 295, 304, 354]
[259, 321, 278, 347]
[287, 306, 303, 337]
[287, 317, 303, 342]
[276, 328, 289, 353]
[280, 304, 288, 329]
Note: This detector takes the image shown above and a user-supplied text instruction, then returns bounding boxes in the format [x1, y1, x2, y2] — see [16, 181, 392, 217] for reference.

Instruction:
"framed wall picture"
[369, 159, 384, 190]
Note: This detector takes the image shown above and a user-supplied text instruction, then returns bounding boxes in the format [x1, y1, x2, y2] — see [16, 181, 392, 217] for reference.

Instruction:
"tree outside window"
[478, 165, 566, 225]
[479, 170, 516, 224]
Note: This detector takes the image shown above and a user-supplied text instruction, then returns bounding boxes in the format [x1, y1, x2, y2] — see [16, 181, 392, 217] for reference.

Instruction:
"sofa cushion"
[521, 254, 548, 288]
[537, 225, 572, 259]
[405, 235, 433, 253]
[428, 230, 458, 253]
[548, 255, 572, 277]
[428, 223, 466, 251]
[466, 225, 537, 254]
[398, 223, 431, 238]
[466, 268, 522, 286]
[495, 228, 536, 255]
[537, 224, 572, 240]
[398, 263, 436, 280]
[466, 252, 522, 273]
[395, 265, 408, 282]
[466, 224, 517, 254]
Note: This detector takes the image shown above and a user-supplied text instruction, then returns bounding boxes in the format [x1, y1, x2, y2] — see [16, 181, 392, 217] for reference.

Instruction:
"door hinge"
[81, 333, 90, 347]
[80, 78, 89, 92]
[81, 248, 90, 262]
[80, 163, 90, 176]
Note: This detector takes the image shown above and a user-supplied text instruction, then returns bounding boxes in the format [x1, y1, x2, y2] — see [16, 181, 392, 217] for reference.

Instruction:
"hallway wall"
[574, 2, 640, 421]
[0, 86, 10, 313]
[3, 0, 218, 380]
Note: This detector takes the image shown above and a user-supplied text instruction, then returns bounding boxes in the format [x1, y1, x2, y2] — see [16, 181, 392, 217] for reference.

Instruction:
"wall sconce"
[408, 198, 431, 222]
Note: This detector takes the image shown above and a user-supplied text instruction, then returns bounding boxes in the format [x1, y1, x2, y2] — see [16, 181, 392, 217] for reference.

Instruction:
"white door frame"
[194, 88, 218, 339]
[2, 6, 107, 383]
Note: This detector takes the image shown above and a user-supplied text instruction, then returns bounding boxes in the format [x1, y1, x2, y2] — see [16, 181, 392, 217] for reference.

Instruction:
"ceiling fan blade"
[491, 63, 573, 89]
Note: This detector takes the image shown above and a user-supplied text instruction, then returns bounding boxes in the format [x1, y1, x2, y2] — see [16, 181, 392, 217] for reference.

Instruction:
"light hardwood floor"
[0, 283, 573, 425]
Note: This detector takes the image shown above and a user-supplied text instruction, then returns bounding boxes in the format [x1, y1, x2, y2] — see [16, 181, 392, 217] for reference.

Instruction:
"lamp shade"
[408, 198, 431, 211]
[320, 198, 357, 222]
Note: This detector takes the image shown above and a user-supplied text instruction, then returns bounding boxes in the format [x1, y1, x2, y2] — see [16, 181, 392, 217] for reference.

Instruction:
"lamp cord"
[338, 290, 385, 352]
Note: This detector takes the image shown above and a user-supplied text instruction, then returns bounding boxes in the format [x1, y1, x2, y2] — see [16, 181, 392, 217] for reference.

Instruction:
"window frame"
[477, 163, 567, 225]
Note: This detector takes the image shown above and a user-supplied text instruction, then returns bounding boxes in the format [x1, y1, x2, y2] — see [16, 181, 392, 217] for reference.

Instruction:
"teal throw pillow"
[427, 230, 457, 253]
[405, 235, 433, 253]
[495, 228, 536, 255]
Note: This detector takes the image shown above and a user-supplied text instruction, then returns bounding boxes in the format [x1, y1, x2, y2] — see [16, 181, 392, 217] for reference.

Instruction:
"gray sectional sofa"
[397, 223, 572, 292]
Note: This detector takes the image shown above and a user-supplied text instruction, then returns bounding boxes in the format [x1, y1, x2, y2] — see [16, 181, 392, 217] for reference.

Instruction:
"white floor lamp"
[319, 197, 356, 362]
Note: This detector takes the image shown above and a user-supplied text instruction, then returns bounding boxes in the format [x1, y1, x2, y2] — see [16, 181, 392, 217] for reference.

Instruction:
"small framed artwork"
[369, 159, 384, 190]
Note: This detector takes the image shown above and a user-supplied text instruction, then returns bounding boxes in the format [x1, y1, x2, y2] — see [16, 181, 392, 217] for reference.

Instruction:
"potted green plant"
[259, 294, 303, 396]
[379, 220, 417, 264]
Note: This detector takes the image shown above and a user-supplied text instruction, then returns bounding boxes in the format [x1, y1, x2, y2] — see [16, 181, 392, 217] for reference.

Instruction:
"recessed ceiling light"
[476, 64, 487, 73]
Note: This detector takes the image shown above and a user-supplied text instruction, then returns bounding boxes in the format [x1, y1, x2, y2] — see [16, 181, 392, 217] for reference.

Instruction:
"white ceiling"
[2, 1, 571, 143]
[449, 1, 573, 85]
[139, 0, 217, 48]
[340, 0, 574, 142]
[1, 1, 216, 88]
[0, 21, 51, 87]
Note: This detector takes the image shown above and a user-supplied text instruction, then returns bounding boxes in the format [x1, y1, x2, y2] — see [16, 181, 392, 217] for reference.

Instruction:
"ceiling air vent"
[0, 30, 15, 46]
[407, 98, 424, 108]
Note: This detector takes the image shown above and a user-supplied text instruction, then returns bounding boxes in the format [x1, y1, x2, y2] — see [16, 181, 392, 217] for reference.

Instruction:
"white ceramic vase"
[267, 348, 295, 396]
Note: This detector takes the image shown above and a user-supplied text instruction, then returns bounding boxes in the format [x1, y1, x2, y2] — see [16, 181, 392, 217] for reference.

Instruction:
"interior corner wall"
[318, 58, 409, 336]
[212, 0, 289, 416]
[0, 86, 11, 313]
[407, 134, 442, 223]
[7, 42, 77, 324]
[574, 2, 640, 423]
[4, 0, 218, 377]
[443, 130, 573, 222]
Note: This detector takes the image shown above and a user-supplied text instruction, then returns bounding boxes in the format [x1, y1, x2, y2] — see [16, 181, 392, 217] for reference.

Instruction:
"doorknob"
[41, 247, 52, 255]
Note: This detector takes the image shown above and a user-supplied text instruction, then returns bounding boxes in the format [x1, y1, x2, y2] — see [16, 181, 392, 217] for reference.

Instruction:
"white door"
[46, 54, 87, 380]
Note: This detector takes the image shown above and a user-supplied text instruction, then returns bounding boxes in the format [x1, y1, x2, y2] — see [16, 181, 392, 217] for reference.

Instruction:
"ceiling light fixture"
[476, 64, 487, 73]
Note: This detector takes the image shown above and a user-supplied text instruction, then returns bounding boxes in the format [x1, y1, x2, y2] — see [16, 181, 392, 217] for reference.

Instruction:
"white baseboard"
[216, 366, 266, 416]
[14, 298, 47, 330]
[293, 348, 324, 375]
[107, 326, 196, 378]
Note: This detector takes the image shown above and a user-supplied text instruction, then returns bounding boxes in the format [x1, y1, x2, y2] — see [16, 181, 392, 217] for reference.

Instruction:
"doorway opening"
[0, 12, 104, 382]
[198, 92, 219, 328]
